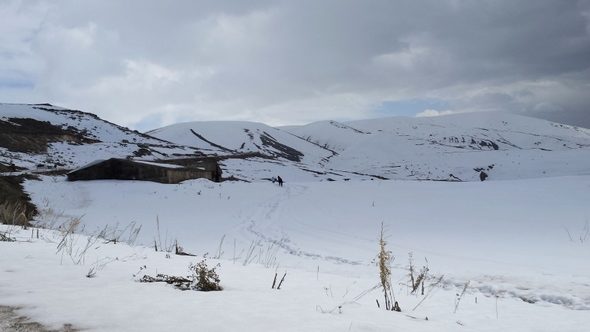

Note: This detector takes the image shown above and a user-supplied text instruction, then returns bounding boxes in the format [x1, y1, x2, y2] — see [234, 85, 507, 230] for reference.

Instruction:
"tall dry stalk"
[378, 222, 399, 311]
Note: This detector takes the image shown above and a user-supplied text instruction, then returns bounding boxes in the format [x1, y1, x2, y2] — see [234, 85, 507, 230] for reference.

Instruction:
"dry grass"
[408, 253, 429, 295]
[0, 175, 38, 227]
[0, 200, 29, 228]
[378, 222, 400, 311]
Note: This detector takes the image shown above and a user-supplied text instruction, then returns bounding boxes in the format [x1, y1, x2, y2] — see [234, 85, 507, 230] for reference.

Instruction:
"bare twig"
[454, 281, 470, 313]
[214, 234, 225, 259]
[277, 272, 287, 290]
[412, 275, 445, 311]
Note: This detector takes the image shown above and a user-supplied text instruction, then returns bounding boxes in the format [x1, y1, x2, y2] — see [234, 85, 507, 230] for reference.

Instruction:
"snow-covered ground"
[1, 175, 588, 331]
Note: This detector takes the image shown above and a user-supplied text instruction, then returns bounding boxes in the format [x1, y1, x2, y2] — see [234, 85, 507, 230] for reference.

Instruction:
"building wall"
[166, 169, 214, 183]
[68, 158, 220, 183]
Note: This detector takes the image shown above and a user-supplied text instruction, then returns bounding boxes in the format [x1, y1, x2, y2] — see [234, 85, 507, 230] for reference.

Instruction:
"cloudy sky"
[1, 0, 590, 130]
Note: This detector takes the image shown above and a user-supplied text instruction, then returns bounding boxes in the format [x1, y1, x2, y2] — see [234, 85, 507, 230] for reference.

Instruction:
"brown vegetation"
[0, 175, 37, 225]
[0, 118, 99, 153]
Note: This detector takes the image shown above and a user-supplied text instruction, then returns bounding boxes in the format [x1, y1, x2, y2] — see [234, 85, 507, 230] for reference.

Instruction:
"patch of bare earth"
[0, 306, 76, 332]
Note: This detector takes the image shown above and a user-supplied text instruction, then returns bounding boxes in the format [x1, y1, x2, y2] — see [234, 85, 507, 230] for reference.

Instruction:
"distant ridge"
[2, 103, 590, 182]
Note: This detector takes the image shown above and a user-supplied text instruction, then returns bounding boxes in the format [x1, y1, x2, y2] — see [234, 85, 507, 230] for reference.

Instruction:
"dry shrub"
[191, 259, 222, 291]
[140, 259, 223, 292]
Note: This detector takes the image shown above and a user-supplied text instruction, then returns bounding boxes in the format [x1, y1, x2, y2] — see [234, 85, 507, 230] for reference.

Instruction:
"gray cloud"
[1, 0, 589, 129]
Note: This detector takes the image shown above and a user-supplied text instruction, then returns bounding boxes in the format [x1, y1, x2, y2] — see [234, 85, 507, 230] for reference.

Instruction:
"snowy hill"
[288, 112, 590, 156]
[148, 121, 334, 164]
[0, 103, 201, 171]
[285, 112, 590, 181]
[150, 112, 590, 182]
[148, 121, 349, 182]
[3, 103, 589, 182]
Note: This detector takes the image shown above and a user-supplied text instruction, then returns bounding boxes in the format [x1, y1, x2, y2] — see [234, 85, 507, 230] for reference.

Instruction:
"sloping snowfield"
[0, 175, 588, 331]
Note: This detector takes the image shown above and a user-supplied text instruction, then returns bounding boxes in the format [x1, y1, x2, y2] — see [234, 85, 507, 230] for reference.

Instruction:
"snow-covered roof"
[133, 160, 185, 169]
[67, 159, 107, 174]
[68, 158, 189, 174]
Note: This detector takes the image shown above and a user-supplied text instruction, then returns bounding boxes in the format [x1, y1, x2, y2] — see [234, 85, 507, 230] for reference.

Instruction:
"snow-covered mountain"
[150, 112, 590, 182]
[0, 103, 201, 171]
[3, 103, 590, 182]
[286, 112, 590, 181]
[148, 121, 334, 164]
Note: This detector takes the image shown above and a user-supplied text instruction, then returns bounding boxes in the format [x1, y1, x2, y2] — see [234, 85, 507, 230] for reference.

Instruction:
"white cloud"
[415, 109, 455, 117]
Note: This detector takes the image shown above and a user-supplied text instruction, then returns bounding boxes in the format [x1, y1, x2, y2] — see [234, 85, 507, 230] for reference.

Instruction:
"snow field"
[1, 224, 588, 332]
[1, 175, 587, 330]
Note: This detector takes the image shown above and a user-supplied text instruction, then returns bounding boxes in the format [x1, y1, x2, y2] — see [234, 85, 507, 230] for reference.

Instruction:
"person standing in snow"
[479, 171, 488, 181]
[277, 176, 283, 187]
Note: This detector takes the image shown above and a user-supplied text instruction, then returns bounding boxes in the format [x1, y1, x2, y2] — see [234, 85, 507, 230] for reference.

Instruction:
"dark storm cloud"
[1, 0, 589, 129]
